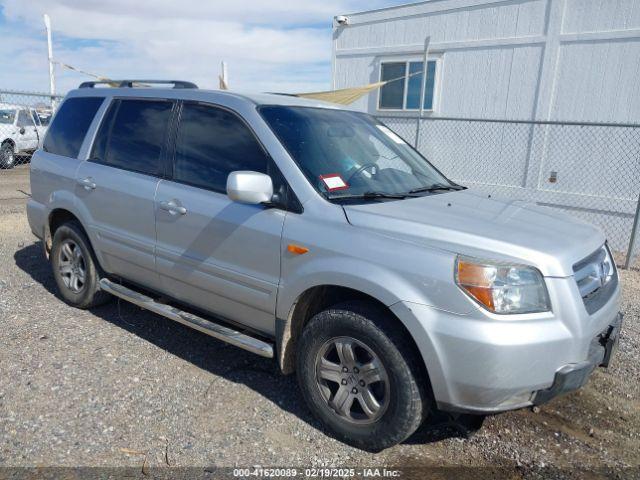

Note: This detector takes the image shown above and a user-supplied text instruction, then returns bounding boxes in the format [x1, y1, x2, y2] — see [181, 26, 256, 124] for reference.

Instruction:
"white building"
[331, 0, 640, 257]
[332, 0, 640, 122]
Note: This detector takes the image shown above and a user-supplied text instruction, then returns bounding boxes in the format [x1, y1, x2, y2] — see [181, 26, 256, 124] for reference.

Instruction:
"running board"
[99, 279, 274, 358]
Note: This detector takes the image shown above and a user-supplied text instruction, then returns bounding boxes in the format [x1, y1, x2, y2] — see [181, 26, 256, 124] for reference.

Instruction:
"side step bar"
[99, 279, 274, 358]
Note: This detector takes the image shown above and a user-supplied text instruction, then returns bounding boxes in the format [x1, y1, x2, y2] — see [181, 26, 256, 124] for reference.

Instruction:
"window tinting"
[95, 99, 173, 176]
[174, 103, 268, 192]
[43, 97, 103, 158]
[379, 62, 405, 109]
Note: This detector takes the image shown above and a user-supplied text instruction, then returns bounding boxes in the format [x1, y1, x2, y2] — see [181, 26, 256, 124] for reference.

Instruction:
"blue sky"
[0, 1, 402, 94]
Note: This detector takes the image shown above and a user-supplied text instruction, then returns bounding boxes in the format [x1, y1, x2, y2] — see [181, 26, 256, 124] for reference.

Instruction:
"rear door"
[76, 97, 175, 289]
[154, 101, 285, 335]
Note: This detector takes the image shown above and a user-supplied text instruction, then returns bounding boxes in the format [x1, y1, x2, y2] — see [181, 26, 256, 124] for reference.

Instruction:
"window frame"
[376, 55, 442, 113]
[167, 100, 302, 213]
[88, 96, 177, 179]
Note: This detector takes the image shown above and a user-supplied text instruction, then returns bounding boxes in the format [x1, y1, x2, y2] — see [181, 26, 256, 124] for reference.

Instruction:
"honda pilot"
[27, 80, 622, 451]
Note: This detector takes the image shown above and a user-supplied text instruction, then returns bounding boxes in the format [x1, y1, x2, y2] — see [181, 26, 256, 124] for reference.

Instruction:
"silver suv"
[27, 80, 622, 451]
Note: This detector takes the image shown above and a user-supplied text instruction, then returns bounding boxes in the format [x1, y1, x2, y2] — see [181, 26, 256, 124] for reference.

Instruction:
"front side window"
[379, 60, 438, 111]
[43, 97, 104, 158]
[17, 110, 34, 128]
[260, 106, 453, 200]
[173, 102, 268, 192]
[91, 99, 173, 176]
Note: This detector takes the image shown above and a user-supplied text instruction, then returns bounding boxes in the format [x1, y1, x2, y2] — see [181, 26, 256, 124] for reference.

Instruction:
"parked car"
[26, 80, 622, 451]
[0, 103, 46, 168]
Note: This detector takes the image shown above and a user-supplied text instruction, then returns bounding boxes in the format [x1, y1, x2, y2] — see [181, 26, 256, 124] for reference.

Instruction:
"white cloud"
[1, 0, 393, 94]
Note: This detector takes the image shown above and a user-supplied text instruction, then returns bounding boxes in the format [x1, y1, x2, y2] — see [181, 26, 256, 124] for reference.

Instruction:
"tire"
[0, 142, 15, 169]
[296, 301, 431, 451]
[50, 221, 111, 309]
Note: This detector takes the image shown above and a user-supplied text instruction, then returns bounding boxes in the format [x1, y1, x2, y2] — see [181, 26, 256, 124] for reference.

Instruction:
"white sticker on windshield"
[320, 174, 348, 191]
[376, 125, 405, 144]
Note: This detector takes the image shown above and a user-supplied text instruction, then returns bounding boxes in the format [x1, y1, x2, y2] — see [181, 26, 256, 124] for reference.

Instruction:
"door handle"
[159, 200, 187, 215]
[79, 177, 96, 191]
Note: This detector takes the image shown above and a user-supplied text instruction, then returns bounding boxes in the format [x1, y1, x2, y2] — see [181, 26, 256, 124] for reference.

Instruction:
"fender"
[276, 256, 431, 320]
[43, 189, 109, 271]
[275, 255, 457, 376]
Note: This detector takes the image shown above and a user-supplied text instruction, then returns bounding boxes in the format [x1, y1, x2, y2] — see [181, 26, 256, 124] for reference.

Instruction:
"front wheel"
[296, 301, 431, 451]
[0, 143, 15, 169]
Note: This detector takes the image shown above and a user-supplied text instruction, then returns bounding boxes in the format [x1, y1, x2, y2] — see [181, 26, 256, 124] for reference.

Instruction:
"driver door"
[154, 101, 285, 335]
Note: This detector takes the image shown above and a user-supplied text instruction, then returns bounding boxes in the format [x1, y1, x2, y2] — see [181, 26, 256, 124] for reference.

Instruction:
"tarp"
[294, 81, 387, 105]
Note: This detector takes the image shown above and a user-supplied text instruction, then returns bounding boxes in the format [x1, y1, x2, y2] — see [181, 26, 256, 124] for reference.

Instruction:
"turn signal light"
[287, 244, 309, 255]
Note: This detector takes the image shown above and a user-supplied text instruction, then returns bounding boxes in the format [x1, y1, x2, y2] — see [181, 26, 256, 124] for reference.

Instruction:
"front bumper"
[390, 277, 622, 414]
[532, 312, 622, 405]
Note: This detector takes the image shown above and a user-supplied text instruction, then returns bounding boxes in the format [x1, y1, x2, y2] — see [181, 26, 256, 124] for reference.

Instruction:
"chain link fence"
[0, 90, 62, 169]
[379, 115, 640, 268]
[2, 89, 638, 267]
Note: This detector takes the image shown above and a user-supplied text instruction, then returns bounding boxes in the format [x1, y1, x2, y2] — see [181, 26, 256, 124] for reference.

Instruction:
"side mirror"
[19, 127, 25, 135]
[226, 171, 273, 205]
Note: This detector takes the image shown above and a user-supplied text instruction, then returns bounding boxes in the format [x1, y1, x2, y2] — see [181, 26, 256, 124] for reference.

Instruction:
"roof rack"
[78, 80, 198, 89]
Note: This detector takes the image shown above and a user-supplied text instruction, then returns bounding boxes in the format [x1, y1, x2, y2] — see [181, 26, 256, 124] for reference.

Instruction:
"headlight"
[455, 256, 551, 314]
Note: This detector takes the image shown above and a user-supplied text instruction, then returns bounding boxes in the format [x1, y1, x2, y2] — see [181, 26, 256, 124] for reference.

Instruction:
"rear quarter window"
[43, 97, 104, 158]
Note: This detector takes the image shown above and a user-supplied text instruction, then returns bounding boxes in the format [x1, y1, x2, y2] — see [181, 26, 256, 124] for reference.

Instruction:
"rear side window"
[173, 102, 268, 192]
[91, 99, 173, 176]
[43, 97, 103, 158]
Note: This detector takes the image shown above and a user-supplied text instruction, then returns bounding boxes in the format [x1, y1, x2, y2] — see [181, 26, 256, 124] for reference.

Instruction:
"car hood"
[342, 189, 605, 277]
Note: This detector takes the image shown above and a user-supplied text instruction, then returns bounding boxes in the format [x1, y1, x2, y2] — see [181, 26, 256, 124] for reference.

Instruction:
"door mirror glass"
[226, 171, 273, 204]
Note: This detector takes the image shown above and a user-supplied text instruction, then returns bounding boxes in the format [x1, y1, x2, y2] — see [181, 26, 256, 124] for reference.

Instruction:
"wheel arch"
[276, 284, 431, 391]
[1, 138, 16, 149]
[45, 208, 97, 263]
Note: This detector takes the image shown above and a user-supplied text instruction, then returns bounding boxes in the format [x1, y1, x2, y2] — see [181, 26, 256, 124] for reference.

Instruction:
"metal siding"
[552, 39, 640, 123]
[336, 0, 547, 50]
[563, 0, 640, 33]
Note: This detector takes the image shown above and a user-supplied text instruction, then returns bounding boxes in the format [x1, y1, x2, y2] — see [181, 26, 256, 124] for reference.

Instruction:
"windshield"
[0, 109, 16, 125]
[259, 106, 454, 200]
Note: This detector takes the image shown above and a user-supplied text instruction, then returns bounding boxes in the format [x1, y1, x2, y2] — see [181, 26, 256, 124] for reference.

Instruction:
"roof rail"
[78, 80, 198, 89]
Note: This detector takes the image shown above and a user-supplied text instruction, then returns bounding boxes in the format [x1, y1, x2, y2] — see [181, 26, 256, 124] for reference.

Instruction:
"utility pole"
[219, 61, 228, 90]
[414, 36, 430, 149]
[43, 14, 56, 109]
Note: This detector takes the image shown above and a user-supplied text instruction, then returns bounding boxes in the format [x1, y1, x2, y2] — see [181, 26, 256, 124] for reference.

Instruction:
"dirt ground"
[0, 165, 638, 479]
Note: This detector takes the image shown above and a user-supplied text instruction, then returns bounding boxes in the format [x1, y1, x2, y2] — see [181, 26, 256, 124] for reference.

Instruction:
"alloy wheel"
[58, 239, 87, 293]
[315, 336, 390, 424]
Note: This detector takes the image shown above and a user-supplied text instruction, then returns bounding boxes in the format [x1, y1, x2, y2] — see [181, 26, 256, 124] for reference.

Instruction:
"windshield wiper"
[408, 183, 466, 194]
[328, 191, 417, 201]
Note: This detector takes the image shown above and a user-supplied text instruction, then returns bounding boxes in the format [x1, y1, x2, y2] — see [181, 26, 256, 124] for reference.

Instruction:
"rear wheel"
[51, 221, 111, 308]
[0, 143, 15, 169]
[297, 301, 431, 451]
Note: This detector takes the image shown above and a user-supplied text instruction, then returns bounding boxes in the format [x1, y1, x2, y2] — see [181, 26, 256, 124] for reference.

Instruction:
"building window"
[378, 60, 437, 111]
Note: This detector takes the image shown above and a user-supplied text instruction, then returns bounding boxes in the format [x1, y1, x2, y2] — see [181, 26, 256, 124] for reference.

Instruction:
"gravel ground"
[0, 167, 638, 478]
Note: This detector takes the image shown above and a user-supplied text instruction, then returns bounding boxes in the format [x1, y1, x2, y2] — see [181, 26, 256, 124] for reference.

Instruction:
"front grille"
[573, 245, 618, 314]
